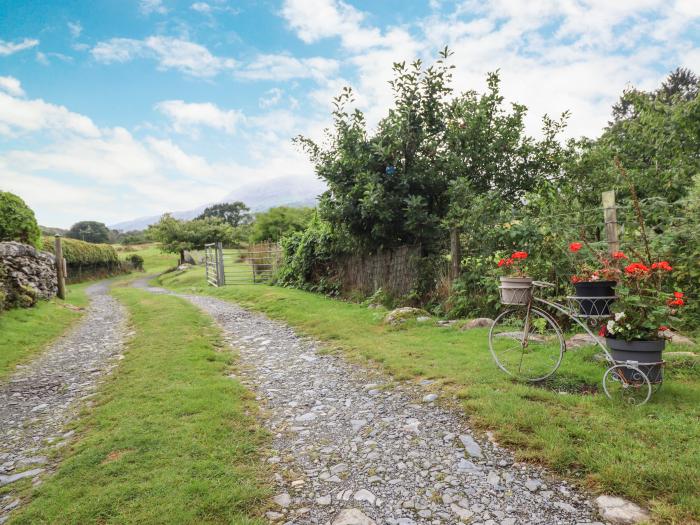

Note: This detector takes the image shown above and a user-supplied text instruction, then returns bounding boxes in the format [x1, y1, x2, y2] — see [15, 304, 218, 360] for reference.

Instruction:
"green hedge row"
[42, 237, 119, 266]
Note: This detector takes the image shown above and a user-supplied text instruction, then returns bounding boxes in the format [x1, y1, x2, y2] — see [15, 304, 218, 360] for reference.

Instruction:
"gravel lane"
[0, 282, 127, 523]
[138, 280, 603, 525]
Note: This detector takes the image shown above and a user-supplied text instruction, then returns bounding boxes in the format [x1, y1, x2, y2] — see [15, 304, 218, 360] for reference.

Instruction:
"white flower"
[614, 312, 625, 321]
[607, 320, 616, 333]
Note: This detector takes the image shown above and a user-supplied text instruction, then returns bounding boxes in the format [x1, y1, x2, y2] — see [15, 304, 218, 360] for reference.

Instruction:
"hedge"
[42, 237, 118, 265]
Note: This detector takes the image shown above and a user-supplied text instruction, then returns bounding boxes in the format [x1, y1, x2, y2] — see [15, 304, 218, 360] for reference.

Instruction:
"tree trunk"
[450, 227, 461, 281]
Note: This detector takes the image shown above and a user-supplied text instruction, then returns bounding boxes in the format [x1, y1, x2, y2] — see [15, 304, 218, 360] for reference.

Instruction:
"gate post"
[602, 191, 619, 256]
[54, 235, 66, 300]
[216, 242, 225, 286]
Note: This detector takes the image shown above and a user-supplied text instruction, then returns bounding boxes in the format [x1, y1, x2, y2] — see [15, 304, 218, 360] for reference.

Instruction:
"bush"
[126, 254, 144, 271]
[42, 237, 121, 282]
[0, 191, 41, 248]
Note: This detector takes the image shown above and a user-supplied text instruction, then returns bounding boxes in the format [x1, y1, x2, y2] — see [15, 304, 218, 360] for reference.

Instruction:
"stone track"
[0, 282, 127, 523]
[137, 281, 603, 525]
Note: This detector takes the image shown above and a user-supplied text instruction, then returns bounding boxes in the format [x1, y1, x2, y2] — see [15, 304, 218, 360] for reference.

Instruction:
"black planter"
[605, 337, 665, 383]
[573, 280, 616, 316]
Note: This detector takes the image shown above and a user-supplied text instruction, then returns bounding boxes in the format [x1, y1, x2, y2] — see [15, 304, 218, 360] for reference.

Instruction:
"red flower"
[651, 261, 673, 271]
[668, 298, 685, 307]
[511, 251, 528, 260]
[569, 242, 583, 253]
[612, 251, 628, 260]
[598, 325, 607, 336]
[497, 258, 506, 267]
[659, 325, 669, 331]
[624, 262, 650, 276]
[674, 291, 684, 298]
[505, 258, 514, 266]
[571, 275, 583, 284]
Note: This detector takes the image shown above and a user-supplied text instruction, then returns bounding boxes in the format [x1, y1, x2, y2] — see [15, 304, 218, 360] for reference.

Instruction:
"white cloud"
[191, 2, 212, 13]
[0, 38, 39, 56]
[140, 0, 168, 15]
[155, 100, 244, 135]
[281, 0, 383, 51]
[91, 36, 236, 77]
[67, 21, 83, 38]
[0, 76, 24, 97]
[238, 54, 338, 81]
[259, 88, 283, 108]
[0, 91, 100, 138]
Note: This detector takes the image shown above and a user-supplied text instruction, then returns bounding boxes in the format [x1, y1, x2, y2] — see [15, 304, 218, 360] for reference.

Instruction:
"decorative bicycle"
[488, 281, 664, 405]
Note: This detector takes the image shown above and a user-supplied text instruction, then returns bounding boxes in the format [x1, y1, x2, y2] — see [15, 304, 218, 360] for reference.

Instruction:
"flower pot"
[605, 337, 665, 383]
[499, 277, 533, 305]
[573, 280, 616, 316]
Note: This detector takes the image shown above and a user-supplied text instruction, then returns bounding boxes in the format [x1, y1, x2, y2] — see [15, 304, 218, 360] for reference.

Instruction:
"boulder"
[182, 250, 196, 265]
[595, 495, 649, 524]
[383, 307, 430, 326]
[332, 509, 377, 525]
[565, 333, 604, 349]
[663, 330, 696, 346]
[461, 317, 495, 329]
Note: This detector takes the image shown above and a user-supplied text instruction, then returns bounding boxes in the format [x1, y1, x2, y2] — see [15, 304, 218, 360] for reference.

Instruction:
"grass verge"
[159, 265, 700, 524]
[9, 285, 269, 525]
[0, 283, 89, 381]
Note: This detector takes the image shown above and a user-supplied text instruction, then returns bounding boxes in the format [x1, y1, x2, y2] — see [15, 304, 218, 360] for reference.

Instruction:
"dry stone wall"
[0, 242, 57, 309]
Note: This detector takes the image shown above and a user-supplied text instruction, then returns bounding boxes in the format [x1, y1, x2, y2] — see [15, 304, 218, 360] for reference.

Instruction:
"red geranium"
[511, 251, 528, 260]
[651, 261, 673, 271]
[612, 251, 628, 260]
[569, 242, 583, 253]
[624, 262, 650, 276]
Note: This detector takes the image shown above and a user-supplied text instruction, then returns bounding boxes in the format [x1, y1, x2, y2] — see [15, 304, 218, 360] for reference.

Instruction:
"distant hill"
[109, 176, 324, 232]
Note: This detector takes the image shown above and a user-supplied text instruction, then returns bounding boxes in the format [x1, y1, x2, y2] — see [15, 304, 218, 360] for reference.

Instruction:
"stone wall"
[0, 242, 57, 307]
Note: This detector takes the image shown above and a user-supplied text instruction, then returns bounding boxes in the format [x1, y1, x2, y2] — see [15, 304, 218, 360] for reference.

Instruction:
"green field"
[159, 263, 700, 524]
[9, 284, 269, 525]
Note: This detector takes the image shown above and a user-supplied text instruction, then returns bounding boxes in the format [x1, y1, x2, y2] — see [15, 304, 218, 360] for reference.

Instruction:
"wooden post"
[450, 227, 461, 280]
[216, 242, 225, 286]
[602, 190, 620, 255]
[54, 235, 66, 300]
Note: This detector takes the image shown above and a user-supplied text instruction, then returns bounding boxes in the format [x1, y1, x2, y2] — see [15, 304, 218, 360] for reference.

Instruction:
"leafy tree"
[296, 50, 568, 255]
[0, 191, 41, 248]
[147, 214, 235, 264]
[67, 221, 111, 244]
[249, 206, 314, 243]
[196, 201, 251, 228]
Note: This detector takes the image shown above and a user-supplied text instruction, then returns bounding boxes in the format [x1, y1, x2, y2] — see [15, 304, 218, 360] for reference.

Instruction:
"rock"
[383, 307, 430, 326]
[332, 508, 377, 525]
[462, 317, 495, 329]
[595, 495, 650, 524]
[350, 419, 367, 432]
[456, 459, 480, 473]
[182, 250, 196, 265]
[422, 394, 438, 403]
[450, 503, 474, 520]
[487, 471, 500, 486]
[265, 511, 284, 520]
[316, 495, 331, 505]
[459, 434, 483, 458]
[665, 351, 698, 359]
[273, 493, 291, 507]
[565, 333, 604, 349]
[416, 316, 431, 323]
[524, 479, 542, 492]
[353, 489, 376, 505]
[295, 412, 317, 422]
[330, 463, 348, 475]
[663, 331, 696, 345]
[0, 241, 57, 303]
[0, 468, 44, 487]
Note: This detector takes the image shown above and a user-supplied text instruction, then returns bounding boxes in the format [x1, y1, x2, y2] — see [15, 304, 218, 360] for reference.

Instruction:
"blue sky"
[1, 0, 698, 228]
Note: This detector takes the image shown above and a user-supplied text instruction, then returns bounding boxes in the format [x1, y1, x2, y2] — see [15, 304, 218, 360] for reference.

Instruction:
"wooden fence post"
[216, 241, 225, 286]
[450, 227, 461, 280]
[602, 190, 620, 255]
[54, 235, 66, 300]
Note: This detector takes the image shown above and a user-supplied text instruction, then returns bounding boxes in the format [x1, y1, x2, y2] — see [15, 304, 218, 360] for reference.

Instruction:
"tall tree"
[196, 202, 251, 228]
[147, 214, 234, 264]
[67, 221, 111, 244]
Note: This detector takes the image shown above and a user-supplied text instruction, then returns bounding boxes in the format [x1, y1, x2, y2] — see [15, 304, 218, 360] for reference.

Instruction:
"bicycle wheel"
[602, 364, 652, 406]
[489, 306, 565, 381]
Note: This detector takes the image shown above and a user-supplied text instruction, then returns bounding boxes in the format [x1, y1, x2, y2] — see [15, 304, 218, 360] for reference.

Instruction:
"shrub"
[0, 191, 41, 248]
[126, 254, 144, 271]
[42, 237, 119, 266]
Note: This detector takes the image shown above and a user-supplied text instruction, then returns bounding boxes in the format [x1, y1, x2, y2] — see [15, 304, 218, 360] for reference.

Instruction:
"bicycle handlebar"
[532, 280, 556, 288]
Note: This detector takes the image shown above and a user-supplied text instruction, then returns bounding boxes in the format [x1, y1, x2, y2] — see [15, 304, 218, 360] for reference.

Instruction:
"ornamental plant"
[496, 250, 529, 277]
[603, 256, 684, 341]
[567, 240, 624, 283]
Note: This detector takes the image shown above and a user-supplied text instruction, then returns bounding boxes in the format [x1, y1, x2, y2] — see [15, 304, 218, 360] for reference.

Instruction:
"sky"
[0, 0, 698, 228]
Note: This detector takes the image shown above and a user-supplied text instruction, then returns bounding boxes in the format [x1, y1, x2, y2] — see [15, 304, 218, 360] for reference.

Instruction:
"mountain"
[109, 175, 325, 231]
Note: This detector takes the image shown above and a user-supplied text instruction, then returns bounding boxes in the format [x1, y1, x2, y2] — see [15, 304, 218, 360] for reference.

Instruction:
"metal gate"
[204, 242, 281, 286]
